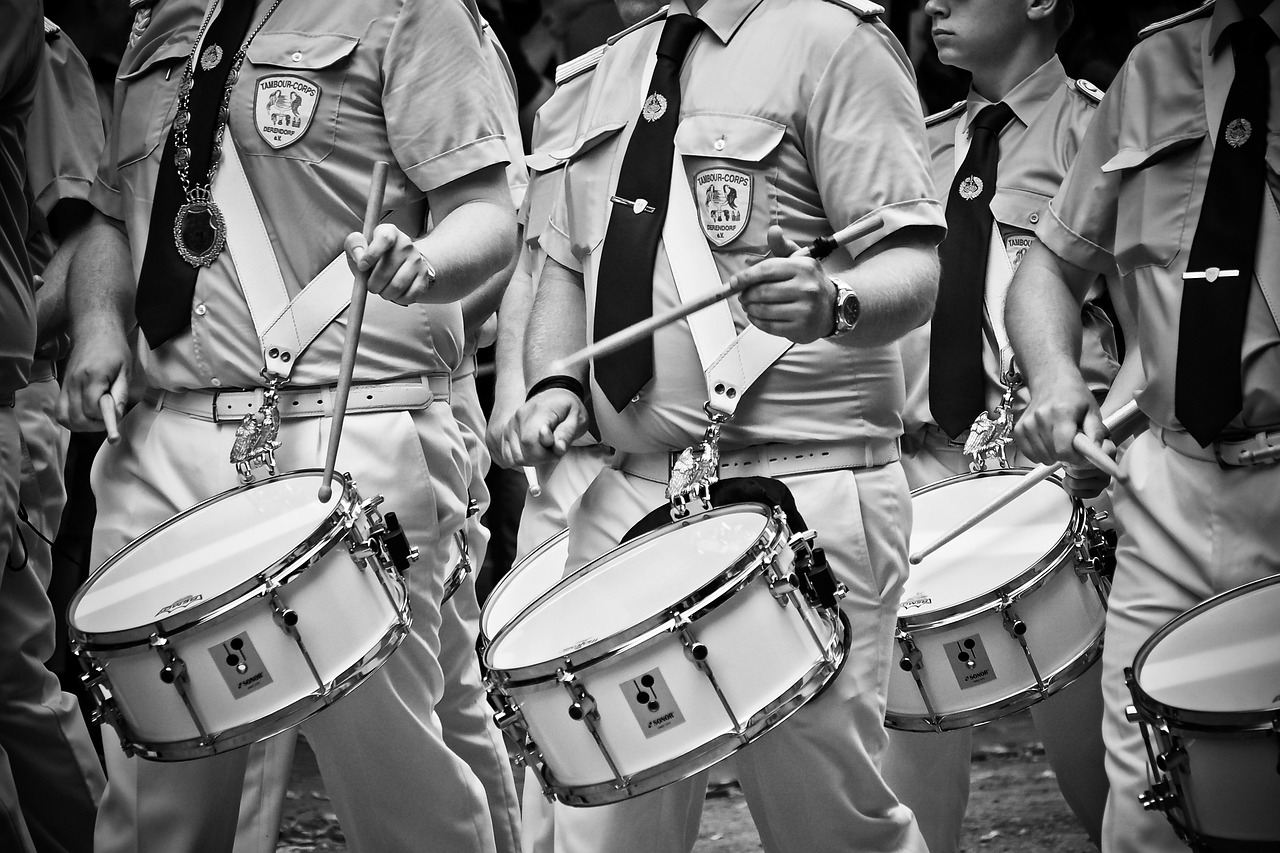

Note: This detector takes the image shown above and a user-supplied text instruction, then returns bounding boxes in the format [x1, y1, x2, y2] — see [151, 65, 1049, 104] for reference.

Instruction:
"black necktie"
[593, 14, 703, 412]
[930, 102, 1017, 438]
[135, 0, 256, 350]
[1176, 19, 1272, 445]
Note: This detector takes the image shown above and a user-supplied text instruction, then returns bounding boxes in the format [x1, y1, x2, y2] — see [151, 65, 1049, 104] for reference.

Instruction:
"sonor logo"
[901, 593, 932, 610]
[648, 711, 676, 729]
[157, 594, 203, 617]
[621, 667, 686, 738]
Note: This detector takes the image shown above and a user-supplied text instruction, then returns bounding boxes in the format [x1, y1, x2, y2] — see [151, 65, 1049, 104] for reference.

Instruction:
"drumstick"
[548, 215, 884, 375]
[909, 400, 1146, 565]
[1071, 433, 1127, 483]
[318, 161, 390, 503]
[98, 394, 120, 444]
[523, 465, 543, 497]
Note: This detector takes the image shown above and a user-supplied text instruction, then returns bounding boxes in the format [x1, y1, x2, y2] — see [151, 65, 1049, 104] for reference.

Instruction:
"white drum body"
[484, 504, 847, 806]
[887, 471, 1111, 731]
[1127, 574, 1280, 850]
[69, 470, 411, 761]
[481, 529, 570, 642]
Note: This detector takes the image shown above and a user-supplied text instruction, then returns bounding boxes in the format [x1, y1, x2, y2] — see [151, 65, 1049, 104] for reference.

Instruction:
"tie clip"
[611, 196, 656, 215]
[1183, 267, 1239, 282]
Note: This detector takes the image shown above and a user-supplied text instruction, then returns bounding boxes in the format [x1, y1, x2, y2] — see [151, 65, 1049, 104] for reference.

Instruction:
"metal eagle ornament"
[666, 416, 726, 519]
[230, 379, 284, 483]
[963, 371, 1022, 472]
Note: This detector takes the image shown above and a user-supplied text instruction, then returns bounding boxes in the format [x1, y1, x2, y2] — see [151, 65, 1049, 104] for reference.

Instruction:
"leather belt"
[1154, 425, 1280, 467]
[29, 359, 56, 383]
[617, 437, 900, 485]
[147, 374, 451, 424]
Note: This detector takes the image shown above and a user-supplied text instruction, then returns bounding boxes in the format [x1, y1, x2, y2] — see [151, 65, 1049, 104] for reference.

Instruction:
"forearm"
[1006, 241, 1094, 392]
[460, 224, 523, 333]
[68, 215, 135, 344]
[494, 246, 535, 401]
[830, 228, 939, 347]
[523, 256, 587, 388]
[419, 163, 518, 304]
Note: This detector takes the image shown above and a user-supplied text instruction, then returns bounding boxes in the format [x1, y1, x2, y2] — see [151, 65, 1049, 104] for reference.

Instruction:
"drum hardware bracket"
[82, 664, 130, 744]
[999, 597, 1047, 694]
[674, 613, 745, 736]
[265, 581, 325, 690]
[486, 678, 554, 797]
[150, 632, 213, 746]
[556, 666, 631, 794]
[229, 372, 285, 484]
[895, 628, 945, 731]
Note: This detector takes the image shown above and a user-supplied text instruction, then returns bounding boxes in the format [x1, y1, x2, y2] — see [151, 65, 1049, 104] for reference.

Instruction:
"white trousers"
[880, 434, 1108, 853]
[89, 402, 497, 853]
[1099, 432, 1280, 853]
[0, 378, 104, 853]
[538, 462, 927, 853]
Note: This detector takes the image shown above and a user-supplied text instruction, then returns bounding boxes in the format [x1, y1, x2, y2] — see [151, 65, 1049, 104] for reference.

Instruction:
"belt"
[617, 437, 900, 485]
[452, 354, 477, 381]
[1154, 425, 1280, 467]
[147, 374, 451, 424]
[29, 359, 56, 383]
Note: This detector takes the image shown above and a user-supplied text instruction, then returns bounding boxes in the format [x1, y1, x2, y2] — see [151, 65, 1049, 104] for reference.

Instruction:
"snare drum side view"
[1126, 574, 1280, 852]
[69, 470, 417, 761]
[887, 470, 1116, 732]
[483, 503, 849, 807]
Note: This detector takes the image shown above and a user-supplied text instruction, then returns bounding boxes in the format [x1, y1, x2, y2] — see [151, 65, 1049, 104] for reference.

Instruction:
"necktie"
[930, 102, 1017, 438]
[593, 14, 704, 412]
[1175, 19, 1272, 446]
[135, 0, 256, 350]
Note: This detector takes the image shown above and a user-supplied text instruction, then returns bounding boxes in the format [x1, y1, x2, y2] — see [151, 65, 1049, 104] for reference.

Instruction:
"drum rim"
[480, 528, 571, 641]
[484, 503, 785, 683]
[543, 611, 851, 806]
[900, 469, 1086, 627]
[1130, 572, 1280, 732]
[69, 469, 357, 647]
[113, 607, 411, 761]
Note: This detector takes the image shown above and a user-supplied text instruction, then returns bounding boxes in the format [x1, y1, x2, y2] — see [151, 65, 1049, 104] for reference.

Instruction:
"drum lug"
[767, 571, 799, 606]
[896, 629, 923, 673]
[556, 667, 632, 794]
[1156, 745, 1187, 774]
[269, 589, 300, 633]
[1139, 780, 1177, 813]
[1000, 606, 1028, 640]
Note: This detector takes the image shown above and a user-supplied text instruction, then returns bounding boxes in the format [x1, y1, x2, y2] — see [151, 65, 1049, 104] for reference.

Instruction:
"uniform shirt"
[0, 4, 41, 396]
[901, 57, 1119, 436]
[27, 28, 105, 272]
[1039, 0, 1280, 435]
[91, 0, 512, 392]
[541, 0, 944, 454]
[522, 58, 598, 249]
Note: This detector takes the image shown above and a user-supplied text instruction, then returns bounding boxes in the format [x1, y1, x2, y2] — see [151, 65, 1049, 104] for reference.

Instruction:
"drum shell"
[70, 473, 410, 760]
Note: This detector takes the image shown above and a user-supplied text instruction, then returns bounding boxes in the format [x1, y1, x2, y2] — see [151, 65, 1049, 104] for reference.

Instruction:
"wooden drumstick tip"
[524, 466, 542, 497]
[99, 394, 120, 444]
[317, 483, 333, 503]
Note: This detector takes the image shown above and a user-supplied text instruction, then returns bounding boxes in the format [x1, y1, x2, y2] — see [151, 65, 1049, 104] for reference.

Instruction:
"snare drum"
[481, 529, 569, 642]
[1126, 574, 1280, 851]
[484, 503, 847, 806]
[69, 470, 412, 761]
[887, 470, 1112, 731]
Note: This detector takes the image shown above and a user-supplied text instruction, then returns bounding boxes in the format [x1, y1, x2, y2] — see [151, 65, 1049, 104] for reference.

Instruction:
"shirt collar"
[667, 0, 768, 44]
[963, 55, 1065, 135]
[1209, 0, 1280, 55]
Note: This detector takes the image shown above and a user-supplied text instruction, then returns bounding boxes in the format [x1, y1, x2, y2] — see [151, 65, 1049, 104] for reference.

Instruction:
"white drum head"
[72, 473, 341, 635]
[482, 530, 571, 639]
[488, 507, 770, 669]
[1140, 577, 1280, 713]
[904, 473, 1073, 613]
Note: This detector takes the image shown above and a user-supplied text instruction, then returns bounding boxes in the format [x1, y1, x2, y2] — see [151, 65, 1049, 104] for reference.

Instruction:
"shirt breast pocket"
[114, 41, 190, 170]
[676, 113, 786, 256]
[1101, 132, 1207, 275]
[235, 32, 359, 164]
[561, 122, 627, 260]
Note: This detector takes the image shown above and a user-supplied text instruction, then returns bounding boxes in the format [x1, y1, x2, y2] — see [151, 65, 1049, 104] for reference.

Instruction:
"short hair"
[1052, 0, 1075, 35]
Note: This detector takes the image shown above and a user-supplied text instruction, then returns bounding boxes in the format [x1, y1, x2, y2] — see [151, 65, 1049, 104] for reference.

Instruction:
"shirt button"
[210, 377, 222, 387]
[292, 52, 303, 62]
[194, 303, 207, 316]
[714, 137, 726, 151]
[1029, 212, 1040, 224]
[631, 393, 642, 403]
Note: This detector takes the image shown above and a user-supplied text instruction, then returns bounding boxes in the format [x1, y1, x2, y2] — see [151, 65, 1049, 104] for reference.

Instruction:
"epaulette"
[607, 7, 667, 45]
[1138, 0, 1213, 40]
[555, 44, 605, 85]
[924, 100, 964, 127]
[819, 0, 885, 17]
[1072, 78, 1104, 104]
[43, 17, 61, 41]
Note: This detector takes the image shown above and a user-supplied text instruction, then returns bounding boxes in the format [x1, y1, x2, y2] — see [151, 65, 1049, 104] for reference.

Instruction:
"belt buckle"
[1232, 431, 1280, 466]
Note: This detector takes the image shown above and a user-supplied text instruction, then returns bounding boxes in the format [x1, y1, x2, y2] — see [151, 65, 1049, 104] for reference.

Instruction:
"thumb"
[767, 224, 803, 259]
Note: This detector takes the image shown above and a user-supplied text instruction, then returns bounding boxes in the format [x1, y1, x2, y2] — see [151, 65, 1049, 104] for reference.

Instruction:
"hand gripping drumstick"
[318, 161, 390, 503]
[549, 215, 885, 376]
[909, 399, 1147, 565]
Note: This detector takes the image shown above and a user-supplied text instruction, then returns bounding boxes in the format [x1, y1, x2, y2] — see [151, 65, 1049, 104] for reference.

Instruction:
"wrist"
[825, 276, 860, 338]
[526, 374, 587, 403]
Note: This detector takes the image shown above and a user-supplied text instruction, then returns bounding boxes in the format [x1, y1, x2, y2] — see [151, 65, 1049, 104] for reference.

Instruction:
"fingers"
[346, 225, 430, 304]
[766, 224, 803, 258]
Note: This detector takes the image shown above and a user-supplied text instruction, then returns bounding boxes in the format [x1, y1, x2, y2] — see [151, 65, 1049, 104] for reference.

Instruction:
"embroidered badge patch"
[254, 75, 322, 149]
[641, 92, 668, 122]
[694, 168, 752, 246]
[1005, 234, 1034, 273]
[1225, 118, 1251, 149]
[959, 175, 984, 201]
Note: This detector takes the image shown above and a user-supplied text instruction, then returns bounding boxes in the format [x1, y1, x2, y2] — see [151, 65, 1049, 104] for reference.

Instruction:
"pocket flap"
[675, 113, 786, 162]
[1100, 132, 1205, 172]
[551, 121, 626, 163]
[118, 39, 190, 80]
[990, 187, 1050, 230]
[246, 32, 359, 70]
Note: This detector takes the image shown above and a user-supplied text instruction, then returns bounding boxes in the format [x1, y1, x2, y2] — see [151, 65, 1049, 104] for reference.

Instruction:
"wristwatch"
[827, 277, 861, 337]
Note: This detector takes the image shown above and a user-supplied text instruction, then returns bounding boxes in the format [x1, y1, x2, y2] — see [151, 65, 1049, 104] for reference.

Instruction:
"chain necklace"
[172, 0, 284, 267]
